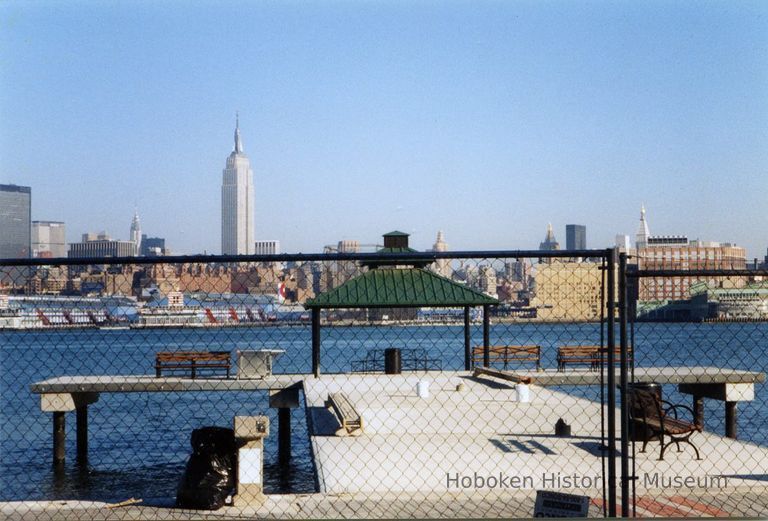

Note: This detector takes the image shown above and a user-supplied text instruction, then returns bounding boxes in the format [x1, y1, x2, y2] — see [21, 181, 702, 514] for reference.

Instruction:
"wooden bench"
[155, 351, 231, 379]
[629, 387, 702, 461]
[326, 392, 364, 436]
[556, 345, 633, 371]
[472, 345, 541, 371]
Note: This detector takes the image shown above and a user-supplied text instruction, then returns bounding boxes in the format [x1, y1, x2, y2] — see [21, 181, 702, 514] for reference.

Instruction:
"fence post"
[482, 305, 490, 367]
[619, 251, 631, 517]
[312, 308, 321, 377]
[464, 306, 471, 370]
[606, 248, 617, 517]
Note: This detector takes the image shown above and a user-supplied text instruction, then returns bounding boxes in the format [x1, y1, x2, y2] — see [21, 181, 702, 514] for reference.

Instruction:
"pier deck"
[304, 371, 768, 504]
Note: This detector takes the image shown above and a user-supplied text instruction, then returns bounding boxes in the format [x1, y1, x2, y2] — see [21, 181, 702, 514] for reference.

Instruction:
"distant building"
[254, 240, 280, 255]
[635, 204, 650, 248]
[221, 116, 255, 255]
[531, 261, 603, 321]
[130, 210, 141, 256]
[140, 235, 166, 257]
[32, 221, 67, 258]
[337, 240, 360, 253]
[565, 224, 586, 250]
[0, 184, 31, 259]
[615, 235, 632, 251]
[69, 233, 135, 258]
[636, 239, 747, 301]
[539, 223, 560, 251]
[430, 231, 451, 278]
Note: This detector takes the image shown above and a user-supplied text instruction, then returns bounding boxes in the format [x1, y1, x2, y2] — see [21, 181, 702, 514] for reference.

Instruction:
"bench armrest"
[663, 402, 695, 422]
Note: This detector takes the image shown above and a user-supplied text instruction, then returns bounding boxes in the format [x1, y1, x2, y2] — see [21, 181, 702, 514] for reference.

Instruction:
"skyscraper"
[539, 223, 560, 251]
[636, 204, 650, 249]
[0, 184, 31, 259]
[130, 210, 141, 256]
[32, 221, 67, 258]
[221, 116, 255, 255]
[565, 224, 586, 250]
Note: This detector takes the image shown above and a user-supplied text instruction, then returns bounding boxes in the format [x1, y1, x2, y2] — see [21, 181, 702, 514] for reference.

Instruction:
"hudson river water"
[1, 322, 766, 502]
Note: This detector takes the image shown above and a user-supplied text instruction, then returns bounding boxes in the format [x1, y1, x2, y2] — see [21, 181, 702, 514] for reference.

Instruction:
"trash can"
[628, 382, 662, 442]
[384, 348, 402, 374]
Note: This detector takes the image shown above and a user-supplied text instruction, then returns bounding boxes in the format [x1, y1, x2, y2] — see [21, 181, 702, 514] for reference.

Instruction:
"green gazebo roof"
[304, 268, 498, 309]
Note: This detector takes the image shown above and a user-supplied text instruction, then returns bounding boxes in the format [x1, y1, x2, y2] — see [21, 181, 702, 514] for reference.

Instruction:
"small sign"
[534, 490, 590, 518]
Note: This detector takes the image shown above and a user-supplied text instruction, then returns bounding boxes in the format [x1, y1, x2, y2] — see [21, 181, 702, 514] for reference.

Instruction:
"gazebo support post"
[482, 304, 490, 367]
[464, 307, 471, 370]
[312, 308, 321, 377]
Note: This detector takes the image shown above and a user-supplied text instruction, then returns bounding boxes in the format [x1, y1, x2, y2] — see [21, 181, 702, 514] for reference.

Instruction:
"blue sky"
[1, 1, 766, 257]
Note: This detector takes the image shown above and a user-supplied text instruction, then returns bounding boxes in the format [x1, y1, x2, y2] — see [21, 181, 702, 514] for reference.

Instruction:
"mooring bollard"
[233, 416, 269, 507]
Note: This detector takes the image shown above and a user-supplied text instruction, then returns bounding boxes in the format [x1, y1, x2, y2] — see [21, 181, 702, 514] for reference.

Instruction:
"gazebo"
[304, 232, 499, 376]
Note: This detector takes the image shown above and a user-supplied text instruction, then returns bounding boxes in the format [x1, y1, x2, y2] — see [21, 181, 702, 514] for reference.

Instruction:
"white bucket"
[516, 384, 531, 403]
[416, 380, 430, 399]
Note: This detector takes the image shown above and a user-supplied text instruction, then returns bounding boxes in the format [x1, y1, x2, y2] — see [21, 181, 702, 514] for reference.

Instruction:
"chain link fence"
[1, 248, 767, 518]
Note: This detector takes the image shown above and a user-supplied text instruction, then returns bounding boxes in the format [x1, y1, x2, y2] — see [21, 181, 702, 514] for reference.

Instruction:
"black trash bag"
[176, 426, 237, 510]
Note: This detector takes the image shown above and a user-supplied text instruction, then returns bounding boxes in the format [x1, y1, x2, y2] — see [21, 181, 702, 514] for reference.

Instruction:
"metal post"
[693, 396, 704, 427]
[53, 411, 66, 466]
[619, 252, 630, 517]
[278, 408, 291, 464]
[725, 402, 737, 439]
[76, 406, 88, 463]
[312, 308, 321, 377]
[464, 307, 471, 370]
[606, 248, 617, 518]
[482, 304, 490, 367]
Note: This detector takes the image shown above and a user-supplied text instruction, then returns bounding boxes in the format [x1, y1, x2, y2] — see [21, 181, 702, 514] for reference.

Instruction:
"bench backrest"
[628, 388, 664, 422]
[156, 351, 230, 363]
[472, 345, 540, 357]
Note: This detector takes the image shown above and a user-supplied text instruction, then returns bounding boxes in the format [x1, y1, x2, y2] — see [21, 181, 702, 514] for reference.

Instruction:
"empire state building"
[221, 117, 255, 255]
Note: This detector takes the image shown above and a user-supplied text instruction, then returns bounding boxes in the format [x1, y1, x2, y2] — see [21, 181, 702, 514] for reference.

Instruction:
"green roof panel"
[304, 268, 498, 308]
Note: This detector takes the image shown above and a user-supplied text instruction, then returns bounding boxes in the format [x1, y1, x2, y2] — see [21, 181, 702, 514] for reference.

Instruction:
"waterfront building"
[31, 221, 67, 258]
[565, 224, 586, 250]
[539, 223, 560, 251]
[221, 116, 255, 255]
[636, 239, 747, 301]
[0, 184, 31, 259]
[255, 240, 280, 255]
[130, 210, 141, 256]
[635, 204, 650, 248]
[690, 282, 768, 320]
[337, 240, 360, 253]
[530, 261, 603, 321]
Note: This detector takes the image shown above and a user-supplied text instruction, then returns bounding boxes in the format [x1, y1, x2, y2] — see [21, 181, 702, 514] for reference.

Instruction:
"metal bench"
[326, 392, 364, 436]
[472, 345, 541, 371]
[629, 387, 702, 460]
[155, 351, 231, 379]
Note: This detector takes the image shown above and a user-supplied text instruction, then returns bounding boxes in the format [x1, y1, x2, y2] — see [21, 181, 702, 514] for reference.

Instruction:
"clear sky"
[1, 1, 766, 257]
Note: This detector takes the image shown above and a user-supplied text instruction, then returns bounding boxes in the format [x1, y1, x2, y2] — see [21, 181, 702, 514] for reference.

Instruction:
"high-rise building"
[539, 223, 560, 251]
[254, 240, 280, 255]
[565, 224, 586, 250]
[636, 204, 650, 248]
[32, 221, 67, 258]
[130, 210, 141, 256]
[221, 116, 255, 255]
[140, 235, 166, 256]
[0, 184, 31, 259]
[430, 231, 451, 278]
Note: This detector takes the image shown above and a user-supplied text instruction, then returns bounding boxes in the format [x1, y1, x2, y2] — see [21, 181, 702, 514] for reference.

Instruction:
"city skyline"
[1, 2, 766, 257]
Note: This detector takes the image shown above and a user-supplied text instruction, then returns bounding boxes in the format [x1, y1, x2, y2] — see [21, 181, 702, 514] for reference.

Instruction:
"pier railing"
[2, 250, 768, 518]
